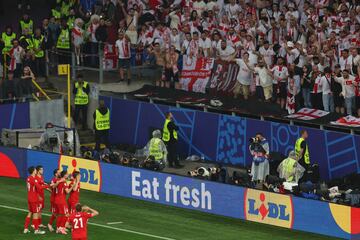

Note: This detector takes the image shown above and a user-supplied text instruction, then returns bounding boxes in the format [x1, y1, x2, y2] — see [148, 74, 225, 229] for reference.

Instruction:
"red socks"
[49, 214, 56, 225]
[32, 218, 39, 230]
[56, 216, 62, 229]
[62, 216, 68, 228]
[24, 216, 31, 229]
[39, 217, 42, 225]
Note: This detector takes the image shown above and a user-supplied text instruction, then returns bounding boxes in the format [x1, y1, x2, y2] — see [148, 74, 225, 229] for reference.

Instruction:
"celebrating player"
[67, 203, 99, 240]
[54, 170, 77, 235]
[35, 165, 48, 229]
[68, 171, 81, 214]
[24, 166, 45, 234]
[48, 168, 61, 232]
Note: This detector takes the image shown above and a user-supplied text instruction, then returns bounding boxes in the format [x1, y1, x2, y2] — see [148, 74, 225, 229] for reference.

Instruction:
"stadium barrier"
[100, 96, 360, 181]
[0, 146, 357, 239]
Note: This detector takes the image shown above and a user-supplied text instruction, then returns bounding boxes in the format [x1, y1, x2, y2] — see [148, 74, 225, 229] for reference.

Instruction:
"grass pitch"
[0, 177, 337, 240]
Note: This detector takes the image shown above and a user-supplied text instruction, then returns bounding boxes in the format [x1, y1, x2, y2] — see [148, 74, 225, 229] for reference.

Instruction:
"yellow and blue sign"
[58, 156, 102, 192]
[244, 189, 293, 228]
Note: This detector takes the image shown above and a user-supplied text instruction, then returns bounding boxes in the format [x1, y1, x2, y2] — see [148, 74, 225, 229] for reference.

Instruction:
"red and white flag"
[331, 116, 360, 127]
[286, 108, 329, 120]
[179, 56, 214, 93]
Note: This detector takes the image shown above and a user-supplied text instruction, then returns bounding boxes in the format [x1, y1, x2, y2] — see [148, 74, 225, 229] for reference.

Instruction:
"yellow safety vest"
[1, 32, 16, 54]
[32, 35, 44, 58]
[74, 81, 89, 105]
[57, 29, 70, 49]
[20, 20, 34, 35]
[51, 9, 61, 19]
[95, 109, 110, 131]
[61, 2, 71, 17]
[67, 16, 75, 29]
[295, 137, 310, 165]
[162, 119, 177, 142]
[149, 138, 164, 161]
[281, 157, 296, 182]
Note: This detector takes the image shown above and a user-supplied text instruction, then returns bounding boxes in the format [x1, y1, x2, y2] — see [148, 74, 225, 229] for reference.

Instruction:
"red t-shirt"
[69, 212, 93, 239]
[54, 181, 68, 205]
[68, 180, 80, 205]
[355, 76, 360, 97]
[27, 176, 40, 203]
[50, 177, 58, 203]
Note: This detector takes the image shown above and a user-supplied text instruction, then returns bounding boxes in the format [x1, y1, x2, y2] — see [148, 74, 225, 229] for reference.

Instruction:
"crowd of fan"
[0, 0, 360, 116]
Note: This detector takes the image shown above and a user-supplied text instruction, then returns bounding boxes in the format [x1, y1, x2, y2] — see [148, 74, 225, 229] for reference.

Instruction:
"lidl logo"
[59, 156, 102, 192]
[244, 189, 293, 228]
[329, 203, 360, 235]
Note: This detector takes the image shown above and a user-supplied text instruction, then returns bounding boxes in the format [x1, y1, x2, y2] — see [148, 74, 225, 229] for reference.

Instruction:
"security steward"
[56, 18, 71, 64]
[19, 13, 34, 35]
[277, 151, 300, 183]
[1, 26, 16, 70]
[93, 100, 110, 151]
[144, 130, 167, 171]
[73, 73, 90, 130]
[32, 28, 45, 77]
[162, 112, 182, 168]
[295, 130, 310, 170]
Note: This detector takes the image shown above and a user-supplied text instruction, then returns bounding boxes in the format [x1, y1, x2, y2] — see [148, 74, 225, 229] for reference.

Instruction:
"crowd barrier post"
[98, 43, 104, 84]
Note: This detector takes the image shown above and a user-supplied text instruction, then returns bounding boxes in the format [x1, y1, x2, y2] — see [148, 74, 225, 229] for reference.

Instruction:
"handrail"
[31, 93, 40, 101]
[32, 79, 51, 100]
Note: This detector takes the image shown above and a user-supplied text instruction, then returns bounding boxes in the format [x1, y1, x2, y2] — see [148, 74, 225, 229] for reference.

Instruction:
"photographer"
[143, 130, 167, 171]
[277, 150, 305, 184]
[249, 133, 269, 183]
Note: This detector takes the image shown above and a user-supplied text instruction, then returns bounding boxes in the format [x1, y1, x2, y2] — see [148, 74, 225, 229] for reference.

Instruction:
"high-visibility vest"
[149, 138, 164, 161]
[74, 81, 89, 105]
[281, 157, 296, 182]
[51, 9, 61, 19]
[95, 109, 110, 131]
[19, 35, 33, 50]
[295, 137, 310, 165]
[32, 35, 44, 58]
[20, 20, 34, 35]
[1, 32, 16, 54]
[67, 16, 75, 29]
[162, 119, 178, 142]
[61, 2, 71, 17]
[57, 29, 70, 49]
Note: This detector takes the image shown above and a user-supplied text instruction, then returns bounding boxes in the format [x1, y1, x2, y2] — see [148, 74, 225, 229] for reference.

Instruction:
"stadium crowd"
[1, 0, 360, 116]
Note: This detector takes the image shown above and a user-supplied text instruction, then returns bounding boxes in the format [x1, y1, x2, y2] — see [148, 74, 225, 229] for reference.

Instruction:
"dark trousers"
[57, 48, 70, 64]
[95, 129, 109, 151]
[34, 57, 46, 77]
[74, 104, 88, 129]
[165, 141, 178, 166]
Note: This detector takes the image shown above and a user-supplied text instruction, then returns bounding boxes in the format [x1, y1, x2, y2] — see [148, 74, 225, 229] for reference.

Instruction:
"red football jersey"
[69, 212, 93, 239]
[50, 177, 58, 203]
[27, 176, 40, 203]
[35, 175, 45, 198]
[68, 180, 80, 205]
[54, 181, 68, 205]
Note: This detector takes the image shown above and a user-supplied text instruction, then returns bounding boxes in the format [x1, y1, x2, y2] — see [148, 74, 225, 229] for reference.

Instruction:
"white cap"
[287, 41, 294, 47]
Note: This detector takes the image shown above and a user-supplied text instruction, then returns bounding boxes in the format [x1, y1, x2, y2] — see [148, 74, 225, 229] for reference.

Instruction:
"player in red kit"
[35, 165, 48, 229]
[55, 170, 77, 235]
[48, 168, 61, 232]
[24, 166, 45, 234]
[68, 171, 81, 214]
[67, 203, 99, 240]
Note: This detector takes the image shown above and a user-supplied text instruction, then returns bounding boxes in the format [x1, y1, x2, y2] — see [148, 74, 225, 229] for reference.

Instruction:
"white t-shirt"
[217, 45, 235, 61]
[259, 47, 275, 67]
[319, 75, 333, 95]
[235, 59, 253, 85]
[199, 38, 211, 57]
[254, 67, 272, 87]
[270, 65, 289, 84]
[115, 39, 131, 59]
[335, 75, 356, 98]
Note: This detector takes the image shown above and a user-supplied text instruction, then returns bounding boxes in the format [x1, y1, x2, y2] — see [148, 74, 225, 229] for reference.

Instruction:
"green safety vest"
[295, 137, 310, 165]
[281, 157, 296, 182]
[57, 29, 70, 49]
[32, 35, 44, 58]
[95, 109, 110, 131]
[149, 138, 164, 161]
[1, 32, 16, 54]
[51, 9, 61, 19]
[20, 20, 34, 35]
[19, 35, 33, 50]
[61, 2, 71, 17]
[162, 119, 178, 142]
[67, 16, 75, 29]
[74, 81, 89, 105]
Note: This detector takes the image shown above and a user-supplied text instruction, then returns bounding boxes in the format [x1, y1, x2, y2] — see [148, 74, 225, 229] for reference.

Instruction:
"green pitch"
[0, 177, 337, 240]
